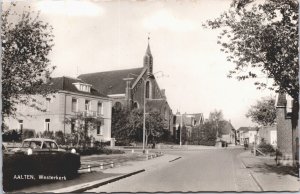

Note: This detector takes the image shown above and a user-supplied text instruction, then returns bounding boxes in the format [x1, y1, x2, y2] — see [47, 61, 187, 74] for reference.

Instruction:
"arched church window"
[145, 81, 150, 99]
[164, 107, 168, 120]
[133, 102, 139, 109]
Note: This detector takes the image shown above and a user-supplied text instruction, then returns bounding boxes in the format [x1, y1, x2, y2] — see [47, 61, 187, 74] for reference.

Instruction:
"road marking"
[169, 157, 182, 162]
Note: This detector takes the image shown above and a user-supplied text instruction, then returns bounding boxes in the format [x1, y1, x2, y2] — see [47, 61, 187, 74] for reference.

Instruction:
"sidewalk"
[239, 151, 300, 191]
[13, 152, 178, 193]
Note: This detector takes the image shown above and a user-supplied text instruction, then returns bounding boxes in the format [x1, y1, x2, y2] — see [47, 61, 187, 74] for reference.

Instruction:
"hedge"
[75, 147, 124, 156]
[258, 142, 275, 154]
[3, 152, 80, 191]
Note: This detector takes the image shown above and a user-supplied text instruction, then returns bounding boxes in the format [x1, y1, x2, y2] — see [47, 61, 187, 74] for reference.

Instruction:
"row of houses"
[236, 93, 298, 166]
[4, 41, 175, 144]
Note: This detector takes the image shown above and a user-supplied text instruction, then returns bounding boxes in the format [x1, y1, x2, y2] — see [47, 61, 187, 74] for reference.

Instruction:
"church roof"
[237, 127, 257, 132]
[145, 43, 152, 57]
[48, 76, 107, 97]
[78, 67, 144, 95]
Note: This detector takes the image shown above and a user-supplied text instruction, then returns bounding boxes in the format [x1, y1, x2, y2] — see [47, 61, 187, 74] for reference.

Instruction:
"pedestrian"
[152, 142, 155, 149]
[244, 140, 248, 150]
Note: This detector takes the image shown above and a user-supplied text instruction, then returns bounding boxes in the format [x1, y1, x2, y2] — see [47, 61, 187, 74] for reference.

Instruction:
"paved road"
[87, 148, 261, 192]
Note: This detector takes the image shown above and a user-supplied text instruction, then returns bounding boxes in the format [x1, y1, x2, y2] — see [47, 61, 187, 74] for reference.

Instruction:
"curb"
[47, 169, 145, 193]
[240, 158, 264, 191]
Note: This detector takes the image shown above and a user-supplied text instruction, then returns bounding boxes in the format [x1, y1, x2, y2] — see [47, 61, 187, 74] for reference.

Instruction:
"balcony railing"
[75, 110, 102, 118]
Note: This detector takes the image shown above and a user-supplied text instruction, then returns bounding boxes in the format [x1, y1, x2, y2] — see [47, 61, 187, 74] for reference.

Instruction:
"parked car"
[10, 138, 76, 155]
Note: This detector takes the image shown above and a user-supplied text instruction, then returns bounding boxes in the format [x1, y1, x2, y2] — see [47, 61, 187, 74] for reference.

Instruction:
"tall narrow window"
[72, 98, 77, 112]
[45, 119, 50, 131]
[18, 120, 23, 131]
[97, 124, 103, 135]
[85, 100, 90, 111]
[97, 102, 103, 115]
[46, 98, 51, 111]
[145, 81, 150, 98]
[97, 125, 101, 135]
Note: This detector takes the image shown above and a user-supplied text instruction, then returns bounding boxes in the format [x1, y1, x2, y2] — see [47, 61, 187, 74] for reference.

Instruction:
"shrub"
[3, 152, 80, 191]
[258, 142, 275, 154]
[55, 131, 65, 145]
[22, 129, 35, 140]
[41, 131, 54, 139]
[2, 129, 22, 142]
[198, 140, 216, 146]
[66, 146, 125, 156]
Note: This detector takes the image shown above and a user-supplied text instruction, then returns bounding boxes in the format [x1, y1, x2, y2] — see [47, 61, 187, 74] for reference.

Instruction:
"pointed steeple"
[143, 35, 153, 73]
[145, 36, 152, 56]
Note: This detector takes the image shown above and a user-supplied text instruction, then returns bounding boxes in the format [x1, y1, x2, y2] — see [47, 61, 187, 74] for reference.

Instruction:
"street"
[87, 148, 262, 192]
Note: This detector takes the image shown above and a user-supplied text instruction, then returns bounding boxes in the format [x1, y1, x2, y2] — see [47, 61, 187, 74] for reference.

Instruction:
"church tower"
[143, 37, 153, 74]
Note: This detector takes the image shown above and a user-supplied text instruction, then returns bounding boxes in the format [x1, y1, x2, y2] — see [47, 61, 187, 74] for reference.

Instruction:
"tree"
[111, 106, 132, 143]
[246, 96, 276, 126]
[145, 110, 168, 145]
[204, 0, 298, 101]
[1, 3, 55, 118]
[111, 107, 169, 144]
[112, 107, 143, 143]
[198, 121, 217, 146]
[64, 114, 101, 147]
[208, 110, 224, 138]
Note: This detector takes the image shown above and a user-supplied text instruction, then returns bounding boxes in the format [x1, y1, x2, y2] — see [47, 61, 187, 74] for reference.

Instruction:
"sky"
[5, 0, 275, 129]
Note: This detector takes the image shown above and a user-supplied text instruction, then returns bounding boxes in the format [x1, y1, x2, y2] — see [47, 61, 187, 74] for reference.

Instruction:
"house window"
[45, 119, 50, 131]
[72, 98, 78, 112]
[18, 120, 23, 131]
[97, 124, 103, 135]
[46, 98, 51, 111]
[97, 102, 103, 115]
[85, 100, 90, 111]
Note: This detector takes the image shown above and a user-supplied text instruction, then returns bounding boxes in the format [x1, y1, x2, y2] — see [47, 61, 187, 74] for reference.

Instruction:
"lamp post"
[176, 113, 183, 146]
[128, 72, 167, 154]
[128, 73, 147, 153]
[180, 114, 183, 146]
[143, 87, 146, 153]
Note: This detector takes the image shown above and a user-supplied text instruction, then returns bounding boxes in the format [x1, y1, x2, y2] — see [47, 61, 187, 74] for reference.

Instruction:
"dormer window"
[73, 82, 92, 93]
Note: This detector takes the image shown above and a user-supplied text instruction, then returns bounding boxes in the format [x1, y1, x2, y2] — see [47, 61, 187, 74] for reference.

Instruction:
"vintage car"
[11, 138, 76, 155]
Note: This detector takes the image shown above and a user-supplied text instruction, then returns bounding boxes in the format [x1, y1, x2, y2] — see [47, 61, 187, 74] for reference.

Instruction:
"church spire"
[146, 36, 152, 56]
[143, 35, 153, 73]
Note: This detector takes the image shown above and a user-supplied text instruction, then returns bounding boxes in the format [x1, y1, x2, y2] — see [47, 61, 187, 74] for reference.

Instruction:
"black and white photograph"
[1, 0, 299, 193]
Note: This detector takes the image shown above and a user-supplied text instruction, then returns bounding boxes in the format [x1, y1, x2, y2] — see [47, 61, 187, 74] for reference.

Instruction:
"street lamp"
[176, 113, 183, 146]
[128, 72, 167, 153]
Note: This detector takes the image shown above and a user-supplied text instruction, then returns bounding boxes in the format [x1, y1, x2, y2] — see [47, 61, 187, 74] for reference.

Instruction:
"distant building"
[78, 40, 173, 136]
[219, 120, 235, 144]
[173, 113, 204, 144]
[5, 77, 113, 142]
[237, 127, 258, 145]
[257, 125, 277, 147]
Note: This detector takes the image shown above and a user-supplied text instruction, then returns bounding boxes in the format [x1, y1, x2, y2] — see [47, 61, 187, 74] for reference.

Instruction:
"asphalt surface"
[87, 148, 261, 192]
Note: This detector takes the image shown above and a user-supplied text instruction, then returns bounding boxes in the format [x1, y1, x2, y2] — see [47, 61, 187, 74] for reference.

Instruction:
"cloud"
[143, 10, 196, 32]
[36, 0, 104, 17]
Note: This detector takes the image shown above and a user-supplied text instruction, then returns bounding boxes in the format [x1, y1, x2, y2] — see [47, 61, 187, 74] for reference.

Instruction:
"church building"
[78, 40, 174, 136]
